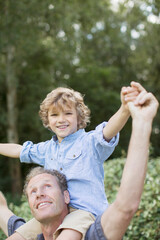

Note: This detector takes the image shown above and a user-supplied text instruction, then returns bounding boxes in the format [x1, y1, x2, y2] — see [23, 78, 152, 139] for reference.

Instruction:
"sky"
[110, 0, 160, 24]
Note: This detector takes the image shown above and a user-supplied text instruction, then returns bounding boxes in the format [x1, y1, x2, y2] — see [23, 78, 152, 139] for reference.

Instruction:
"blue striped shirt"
[20, 122, 119, 216]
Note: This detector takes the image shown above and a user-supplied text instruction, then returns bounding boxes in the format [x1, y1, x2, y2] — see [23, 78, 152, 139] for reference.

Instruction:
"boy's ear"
[46, 124, 52, 131]
[77, 116, 81, 128]
[64, 190, 70, 204]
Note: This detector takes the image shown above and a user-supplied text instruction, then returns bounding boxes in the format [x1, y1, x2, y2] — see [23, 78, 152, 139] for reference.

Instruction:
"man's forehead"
[27, 173, 57, 189]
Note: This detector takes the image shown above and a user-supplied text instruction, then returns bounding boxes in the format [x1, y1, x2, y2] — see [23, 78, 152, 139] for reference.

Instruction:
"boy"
[0, 83, 138, 239]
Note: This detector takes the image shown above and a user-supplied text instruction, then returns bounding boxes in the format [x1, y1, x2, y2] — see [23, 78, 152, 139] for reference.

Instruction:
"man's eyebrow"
[43, 179, 53, 184]
[28, 184, 36, 190]
[29, 179, 54, 188]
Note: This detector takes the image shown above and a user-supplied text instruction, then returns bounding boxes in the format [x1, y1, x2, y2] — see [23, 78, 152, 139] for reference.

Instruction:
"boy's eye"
[66, 112, 72, 115]
[50, 113, 57, 116]
[45, 184, 51, 188]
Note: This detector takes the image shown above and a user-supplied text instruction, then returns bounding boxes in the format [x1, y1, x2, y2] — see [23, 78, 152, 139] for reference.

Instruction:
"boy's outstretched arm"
[0, 144, 22, 158]
[103, 85, 138, 141]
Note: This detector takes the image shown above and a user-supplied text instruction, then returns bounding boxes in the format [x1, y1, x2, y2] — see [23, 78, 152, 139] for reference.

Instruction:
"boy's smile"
[48, 104, 78, 142]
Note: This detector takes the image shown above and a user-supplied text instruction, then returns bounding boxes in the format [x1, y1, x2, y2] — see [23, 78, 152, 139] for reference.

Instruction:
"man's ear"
[64, 190, 70, 204]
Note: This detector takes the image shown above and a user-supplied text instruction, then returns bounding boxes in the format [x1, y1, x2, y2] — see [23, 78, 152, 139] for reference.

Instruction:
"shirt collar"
[52, 129, 85, 143]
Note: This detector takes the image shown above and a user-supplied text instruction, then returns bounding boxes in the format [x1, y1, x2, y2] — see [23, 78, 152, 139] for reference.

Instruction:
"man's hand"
[0, 191, 7, 207]
[127, 82, 159, 121]
[101, 82, 158, 240]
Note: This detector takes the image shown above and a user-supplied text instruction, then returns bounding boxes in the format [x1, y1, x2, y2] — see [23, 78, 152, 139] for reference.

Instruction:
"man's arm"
[0, 192, 14, 236]
[0, 144, 22, 158]
[101, 85, 159, 240]
[103, 86, 138, 141]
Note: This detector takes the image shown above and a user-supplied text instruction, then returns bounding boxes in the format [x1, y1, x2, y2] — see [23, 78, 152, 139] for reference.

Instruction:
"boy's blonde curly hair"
[39, 87, 90, 130]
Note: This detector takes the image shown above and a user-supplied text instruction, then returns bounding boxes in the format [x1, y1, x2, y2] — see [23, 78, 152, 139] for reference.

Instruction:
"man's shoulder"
[37, 233, 45, 240]
[85, 215, 107, 240]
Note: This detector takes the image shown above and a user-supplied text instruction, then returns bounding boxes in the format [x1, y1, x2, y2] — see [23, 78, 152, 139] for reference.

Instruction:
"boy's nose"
[58, 114, 65, 122]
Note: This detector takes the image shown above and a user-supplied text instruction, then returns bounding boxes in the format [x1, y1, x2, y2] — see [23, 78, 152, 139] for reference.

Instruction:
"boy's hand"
[128, 82, 159, 121]
[121, 86, 139, 111]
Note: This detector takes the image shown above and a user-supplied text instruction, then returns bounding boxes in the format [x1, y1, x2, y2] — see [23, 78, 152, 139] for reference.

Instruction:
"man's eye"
[31, 190, 36, 195]
[45, 184, 51, 188]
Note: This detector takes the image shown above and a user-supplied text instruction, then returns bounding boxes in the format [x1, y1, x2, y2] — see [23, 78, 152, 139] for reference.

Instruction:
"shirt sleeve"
[85, 215, 107, 240]
[20, 141, 49, 166]
[8, 215, 26, 236]
[91, 122, 119, 162]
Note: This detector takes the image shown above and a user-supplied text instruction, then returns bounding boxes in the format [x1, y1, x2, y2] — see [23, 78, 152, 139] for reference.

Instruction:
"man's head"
[24, 167, 70, 224]
[39, 87, 90, 132]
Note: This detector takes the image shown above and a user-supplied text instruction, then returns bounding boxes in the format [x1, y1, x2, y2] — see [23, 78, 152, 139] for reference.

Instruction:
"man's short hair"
[23, 167, 68, 196]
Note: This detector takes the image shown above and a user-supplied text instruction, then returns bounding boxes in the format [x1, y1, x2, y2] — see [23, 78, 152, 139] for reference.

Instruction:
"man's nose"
[36, 188, 45, 198]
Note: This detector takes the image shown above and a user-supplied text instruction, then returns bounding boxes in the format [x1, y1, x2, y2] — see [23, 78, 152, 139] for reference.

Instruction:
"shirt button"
[60, 167, 63, 171]
[73, 154, 76, 158]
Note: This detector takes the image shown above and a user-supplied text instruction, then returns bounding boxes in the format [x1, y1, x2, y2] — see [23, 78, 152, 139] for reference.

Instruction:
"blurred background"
[0, 0, 159, 238]
[0, 0, 159, 194]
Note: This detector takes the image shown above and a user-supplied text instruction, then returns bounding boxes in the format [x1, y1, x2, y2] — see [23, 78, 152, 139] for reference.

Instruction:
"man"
[0, 82, 159, 240]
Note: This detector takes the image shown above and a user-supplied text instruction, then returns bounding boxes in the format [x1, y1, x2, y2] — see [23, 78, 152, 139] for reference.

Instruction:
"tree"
[0, 0, 159, 194]
[0, 0, 56, 194]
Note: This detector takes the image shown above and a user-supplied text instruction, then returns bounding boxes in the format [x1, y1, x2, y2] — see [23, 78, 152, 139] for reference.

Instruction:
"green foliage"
[0, 230, 5, 238]
[0, 195, 32, 239]
[0, 0, 159, 193]
[9, 195, 32, 222]
[104, 157, 160, 239]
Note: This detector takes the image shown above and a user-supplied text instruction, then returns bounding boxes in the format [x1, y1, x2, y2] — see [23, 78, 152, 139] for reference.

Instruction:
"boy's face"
[48, 104, 78, 142]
